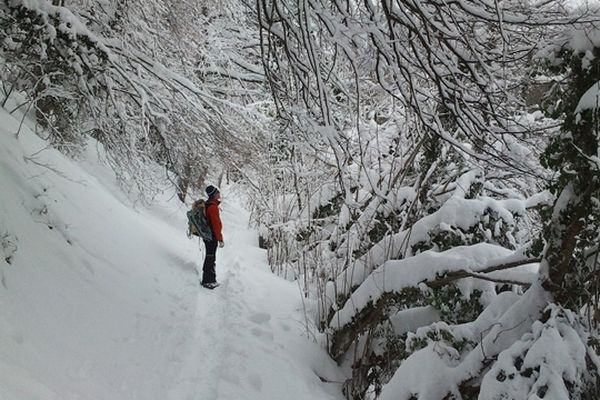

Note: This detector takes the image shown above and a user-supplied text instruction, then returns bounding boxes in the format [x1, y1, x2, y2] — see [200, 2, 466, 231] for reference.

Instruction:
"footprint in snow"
[248, 312, 271, 324]
[246, 372, 263, 391]
[279, 323, 291, 331]
[250, 327, 274, 341]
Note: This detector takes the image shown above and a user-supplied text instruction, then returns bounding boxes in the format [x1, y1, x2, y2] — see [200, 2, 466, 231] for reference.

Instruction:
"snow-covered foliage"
[536, 8, 600, 329]
[0, 0, 269, 200]
[251, 0, 600, 399]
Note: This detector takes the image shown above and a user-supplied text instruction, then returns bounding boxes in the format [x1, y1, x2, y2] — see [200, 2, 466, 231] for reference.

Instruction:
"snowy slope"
[0, 106, 345, 400]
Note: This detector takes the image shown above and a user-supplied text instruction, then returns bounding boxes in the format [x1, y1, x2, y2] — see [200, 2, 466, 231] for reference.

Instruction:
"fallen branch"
[457, 270, 532, 287]
[427, 257, 541, 288]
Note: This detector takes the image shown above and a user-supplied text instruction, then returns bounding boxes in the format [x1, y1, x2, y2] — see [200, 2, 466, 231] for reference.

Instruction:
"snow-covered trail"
[167, 200, 344, 400]
[0, 104, 344, 400]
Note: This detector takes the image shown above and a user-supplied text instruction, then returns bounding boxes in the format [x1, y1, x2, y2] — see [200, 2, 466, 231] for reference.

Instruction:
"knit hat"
[206, 185, 219, 197]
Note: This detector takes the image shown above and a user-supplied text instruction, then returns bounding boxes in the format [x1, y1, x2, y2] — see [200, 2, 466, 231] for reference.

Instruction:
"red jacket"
[205, 199, 223, 241]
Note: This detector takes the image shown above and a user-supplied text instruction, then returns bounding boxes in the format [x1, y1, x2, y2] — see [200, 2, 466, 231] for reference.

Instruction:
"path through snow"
[0, 105, 344, 400]
[167, 198, 345, 400]
[170, 201, 341, 400]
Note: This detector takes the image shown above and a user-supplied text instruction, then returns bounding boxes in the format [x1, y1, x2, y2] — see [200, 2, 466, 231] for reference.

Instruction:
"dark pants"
[202, 239, 218, 283]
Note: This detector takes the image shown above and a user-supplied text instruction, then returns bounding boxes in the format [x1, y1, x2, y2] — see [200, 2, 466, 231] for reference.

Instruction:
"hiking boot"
[201, 281, 220, 289]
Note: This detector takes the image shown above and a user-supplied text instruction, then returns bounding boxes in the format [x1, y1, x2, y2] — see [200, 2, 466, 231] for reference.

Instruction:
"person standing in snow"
[201, 185, 224, 289]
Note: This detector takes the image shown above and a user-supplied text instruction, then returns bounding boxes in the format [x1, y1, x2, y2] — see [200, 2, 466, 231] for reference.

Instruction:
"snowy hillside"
[0, 107, 345, 400]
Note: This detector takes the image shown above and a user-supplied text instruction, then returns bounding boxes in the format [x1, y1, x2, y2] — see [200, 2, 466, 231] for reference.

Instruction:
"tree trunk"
[176, 162, 192, 203]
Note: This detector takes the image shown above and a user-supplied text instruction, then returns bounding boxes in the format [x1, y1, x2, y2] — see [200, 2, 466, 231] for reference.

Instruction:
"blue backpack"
[187, 200, 214, 241]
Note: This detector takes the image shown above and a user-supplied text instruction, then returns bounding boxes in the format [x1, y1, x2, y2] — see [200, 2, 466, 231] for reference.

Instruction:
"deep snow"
[0, 105, 345, 400]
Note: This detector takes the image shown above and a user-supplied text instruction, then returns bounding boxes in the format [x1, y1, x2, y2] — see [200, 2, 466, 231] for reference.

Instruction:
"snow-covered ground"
[0, 105, 345, 400]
